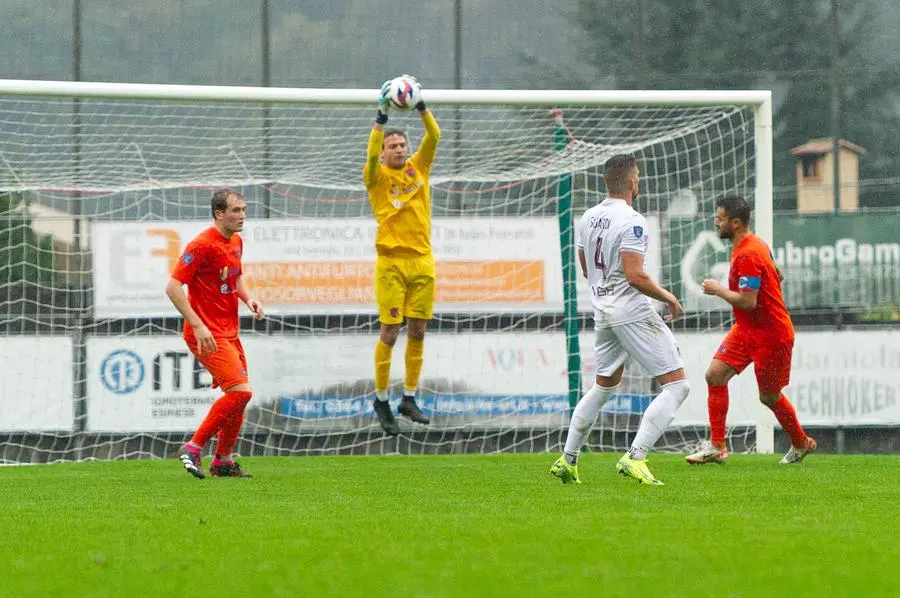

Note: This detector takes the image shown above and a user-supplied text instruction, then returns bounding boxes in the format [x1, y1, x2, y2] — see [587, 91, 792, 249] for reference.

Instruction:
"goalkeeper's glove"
[376, 79, 391, 124]
[401, 74, 427, 112]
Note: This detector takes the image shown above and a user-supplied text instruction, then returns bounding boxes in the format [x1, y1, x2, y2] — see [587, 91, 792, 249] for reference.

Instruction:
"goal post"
[0, 79, 774, 461]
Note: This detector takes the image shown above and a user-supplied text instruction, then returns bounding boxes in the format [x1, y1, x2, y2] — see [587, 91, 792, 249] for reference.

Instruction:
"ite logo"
[100, 349, 145, 394]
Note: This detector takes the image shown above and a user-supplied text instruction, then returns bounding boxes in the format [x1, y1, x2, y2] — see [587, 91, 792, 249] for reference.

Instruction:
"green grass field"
[1, 453, 898, 597]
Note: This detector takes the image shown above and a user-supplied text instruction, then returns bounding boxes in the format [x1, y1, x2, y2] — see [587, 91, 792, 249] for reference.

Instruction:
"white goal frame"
[0, 79, 775, 454]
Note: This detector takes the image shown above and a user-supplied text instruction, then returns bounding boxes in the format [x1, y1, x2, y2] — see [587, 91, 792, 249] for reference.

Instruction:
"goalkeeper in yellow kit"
[364, 76, 441, 435]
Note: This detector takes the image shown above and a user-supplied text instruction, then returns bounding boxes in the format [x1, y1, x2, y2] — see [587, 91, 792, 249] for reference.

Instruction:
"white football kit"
[576, 198, 684, 377]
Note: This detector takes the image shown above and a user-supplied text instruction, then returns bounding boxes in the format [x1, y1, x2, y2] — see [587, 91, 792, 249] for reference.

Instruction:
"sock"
[190, 390, 252, 448]
[404, 337, 424, 396]
[215, 391, 252, 457]
[216, 415, 244, 459]
[213, 455, 233, 465]
[708, 384, 729, 448]
[768, 393, 807, 447]
[563, 384, 618, 464]
[374, 339, 394, 401]
[628, 379, 691, 460]
[190, 393, 234, 448]
[186, 441, 202, 453]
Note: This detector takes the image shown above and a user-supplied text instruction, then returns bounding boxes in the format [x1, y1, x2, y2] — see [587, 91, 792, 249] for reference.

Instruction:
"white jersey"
[576, 197, 657, 328]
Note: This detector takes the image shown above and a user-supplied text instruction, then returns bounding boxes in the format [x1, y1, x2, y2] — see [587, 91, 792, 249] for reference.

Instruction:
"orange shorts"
[185, 335, 248, 391]
[713, 327, 793, 394]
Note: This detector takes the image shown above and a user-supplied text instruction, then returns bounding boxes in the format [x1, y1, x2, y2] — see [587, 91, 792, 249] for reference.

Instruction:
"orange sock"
[708, 384, 729, 448]
[216, 415, 244, 458]
[768, 393, 807, 447]
[191, 390, 251, 448]
[215, 391, 252, 457]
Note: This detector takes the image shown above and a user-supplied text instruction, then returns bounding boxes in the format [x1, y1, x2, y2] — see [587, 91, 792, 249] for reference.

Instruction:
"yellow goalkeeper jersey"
[363, 111, 441, 257]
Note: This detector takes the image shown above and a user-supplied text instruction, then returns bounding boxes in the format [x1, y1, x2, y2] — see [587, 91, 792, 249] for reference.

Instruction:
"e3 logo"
[147, 228, 182, 275]
[107, 228, 182, 289]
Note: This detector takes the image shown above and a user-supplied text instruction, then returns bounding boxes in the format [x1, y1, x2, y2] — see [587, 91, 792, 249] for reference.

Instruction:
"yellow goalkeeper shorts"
[374, 253, 435, 324]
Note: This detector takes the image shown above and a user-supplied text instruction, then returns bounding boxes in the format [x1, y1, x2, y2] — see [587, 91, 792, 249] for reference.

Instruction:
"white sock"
[628, 379, 691, 460]
[563, 384, 618, 464]
[375, 390, 389, 402]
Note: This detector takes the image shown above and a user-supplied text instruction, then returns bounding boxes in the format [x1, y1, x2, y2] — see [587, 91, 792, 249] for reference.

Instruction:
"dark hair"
[211, 188, 242, 220]
[603, 154, 637, 194]
[715, 196, 751, 225]
[382, 129, 409, 148]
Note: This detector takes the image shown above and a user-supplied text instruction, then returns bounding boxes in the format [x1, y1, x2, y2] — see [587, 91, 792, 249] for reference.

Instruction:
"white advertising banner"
[672, 329, 900, 426]
[0, 337, 73, 432]
[87, 337, 219, 432]
[779, 330, 900, 425]
[86, 329, 897, 431]
[85, 333, 574, 431]
[91, 216, 660, 318]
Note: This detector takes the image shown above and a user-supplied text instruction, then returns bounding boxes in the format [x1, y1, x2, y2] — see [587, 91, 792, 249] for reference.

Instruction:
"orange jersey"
[728, 233, 794, 342]
[171, 226, 243, 339]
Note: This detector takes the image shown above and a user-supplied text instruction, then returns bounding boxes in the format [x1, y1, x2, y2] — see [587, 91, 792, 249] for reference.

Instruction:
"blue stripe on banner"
[278, 394, 652, 418]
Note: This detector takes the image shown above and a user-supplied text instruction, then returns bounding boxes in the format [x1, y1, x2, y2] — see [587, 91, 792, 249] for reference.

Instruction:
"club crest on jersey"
[405, 168, 415, 177]
[392, 200, 404, 209]
[633, 226, 644, 238]
[181, 253, 194, 265]
[390, 307, 400, 318]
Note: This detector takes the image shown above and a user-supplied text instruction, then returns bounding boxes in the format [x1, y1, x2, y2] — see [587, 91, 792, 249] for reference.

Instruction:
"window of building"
[801, 155, 820, 178]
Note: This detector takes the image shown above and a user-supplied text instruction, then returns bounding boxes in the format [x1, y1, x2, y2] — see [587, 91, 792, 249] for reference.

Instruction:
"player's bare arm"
[165, 277, 217, 354]
[621, 251, 682, 320]
[578, 248, 588, 278]
[701, 279, 758, 310]
[235, 276, 264, 320]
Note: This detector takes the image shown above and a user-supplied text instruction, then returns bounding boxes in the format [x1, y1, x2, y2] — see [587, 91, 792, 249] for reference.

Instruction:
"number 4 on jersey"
[593, 237, 605, 275]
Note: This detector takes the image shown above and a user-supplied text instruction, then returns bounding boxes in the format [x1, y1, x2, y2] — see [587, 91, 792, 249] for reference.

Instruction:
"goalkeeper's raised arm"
[410, 93, 440, 173]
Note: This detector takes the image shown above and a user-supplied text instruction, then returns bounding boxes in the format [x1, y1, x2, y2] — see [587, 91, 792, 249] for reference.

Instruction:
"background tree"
[0, 193, 56, 287]
[560, 0, 900, 208]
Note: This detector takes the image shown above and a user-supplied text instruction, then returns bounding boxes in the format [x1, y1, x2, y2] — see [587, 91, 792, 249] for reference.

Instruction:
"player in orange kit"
[686, 196, 816, 465]
[165, 188, 264, 479]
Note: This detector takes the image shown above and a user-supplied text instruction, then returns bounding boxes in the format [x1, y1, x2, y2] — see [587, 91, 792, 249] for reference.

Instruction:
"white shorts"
[593, 314, 684, 378]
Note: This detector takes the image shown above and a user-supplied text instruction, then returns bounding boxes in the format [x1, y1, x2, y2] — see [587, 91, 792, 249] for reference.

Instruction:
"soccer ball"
[387, 75, 422, 111]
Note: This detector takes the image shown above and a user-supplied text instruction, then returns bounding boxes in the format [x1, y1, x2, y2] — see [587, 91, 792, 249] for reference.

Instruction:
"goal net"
[0, 81, 773, 463]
